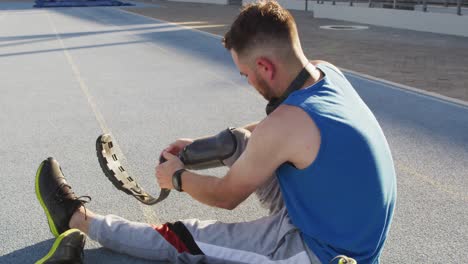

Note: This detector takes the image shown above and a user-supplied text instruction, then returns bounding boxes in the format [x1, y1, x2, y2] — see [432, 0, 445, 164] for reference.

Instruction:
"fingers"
[164, 143, 182, 155]
[155, 167, 171, 189]
[155, 164, 166, 185]
[162, 150, 177, 160]
[163, 145, 177, 155]
[155, 152, 181, 190]
[161, 145, 179, 160]
[163, 138, 193, 156]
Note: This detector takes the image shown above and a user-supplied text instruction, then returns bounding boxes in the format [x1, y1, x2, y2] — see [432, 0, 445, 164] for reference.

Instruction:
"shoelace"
[55, 183, 92, 220]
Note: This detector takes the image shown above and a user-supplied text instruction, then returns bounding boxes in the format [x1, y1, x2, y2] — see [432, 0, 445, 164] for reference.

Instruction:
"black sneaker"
[35, 157, 91, 237]
[35, 228, 86, 264]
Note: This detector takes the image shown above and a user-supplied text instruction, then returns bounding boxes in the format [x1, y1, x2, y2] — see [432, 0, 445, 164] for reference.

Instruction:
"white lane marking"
[118, 8, 224, 40]
[344, 70, 468, 110]
[46, 13, 110, 134]
[46, 11, 161, 225]
[0, 10, 46, 16]
[111, 8, 260, 98]
[118, 8, 468, 109]
[87, 8, 261, 99]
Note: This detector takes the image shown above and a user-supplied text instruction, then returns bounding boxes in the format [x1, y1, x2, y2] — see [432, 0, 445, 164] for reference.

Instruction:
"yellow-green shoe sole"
[35, 228, 82, 264]
[35, 160, 60, 237]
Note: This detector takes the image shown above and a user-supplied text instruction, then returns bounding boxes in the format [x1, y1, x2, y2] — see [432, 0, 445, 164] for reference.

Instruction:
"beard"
[255, 74, 275, 101]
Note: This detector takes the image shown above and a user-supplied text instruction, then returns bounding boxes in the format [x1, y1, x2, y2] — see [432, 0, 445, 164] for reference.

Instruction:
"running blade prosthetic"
[96, 134, 170, 205]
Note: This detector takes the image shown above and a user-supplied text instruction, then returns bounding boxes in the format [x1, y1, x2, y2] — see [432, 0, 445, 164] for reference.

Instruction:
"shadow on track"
[0, 239, 161, 263]
[0, 240, 53, 263]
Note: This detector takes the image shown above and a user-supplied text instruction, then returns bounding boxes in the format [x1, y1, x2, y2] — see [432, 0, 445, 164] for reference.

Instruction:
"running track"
[0, 4, 466, 263]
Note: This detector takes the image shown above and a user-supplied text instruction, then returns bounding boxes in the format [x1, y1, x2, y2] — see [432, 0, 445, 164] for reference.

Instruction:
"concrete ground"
[124, 0, 468, 102]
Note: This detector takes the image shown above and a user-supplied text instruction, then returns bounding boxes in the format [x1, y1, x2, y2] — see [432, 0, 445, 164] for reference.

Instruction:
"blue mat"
[34, 0, 133, 8]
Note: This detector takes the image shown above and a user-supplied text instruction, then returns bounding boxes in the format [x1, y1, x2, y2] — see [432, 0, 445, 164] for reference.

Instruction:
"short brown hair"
[223, 0, 299, 59]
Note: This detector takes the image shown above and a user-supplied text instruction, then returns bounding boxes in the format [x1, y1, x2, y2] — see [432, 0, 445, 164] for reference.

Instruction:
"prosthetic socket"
[178, 127, 284, 214]
[179, 128, 238, 170]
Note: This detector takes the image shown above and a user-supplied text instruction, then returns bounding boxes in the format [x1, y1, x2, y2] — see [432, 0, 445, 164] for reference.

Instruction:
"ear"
[255, 57, 276, 81]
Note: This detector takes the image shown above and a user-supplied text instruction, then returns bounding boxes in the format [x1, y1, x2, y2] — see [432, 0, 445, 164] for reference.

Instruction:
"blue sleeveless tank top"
[276, 63, 396, 264]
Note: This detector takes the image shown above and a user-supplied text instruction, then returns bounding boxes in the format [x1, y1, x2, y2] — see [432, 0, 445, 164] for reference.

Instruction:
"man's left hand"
[155, 151, 184, 189]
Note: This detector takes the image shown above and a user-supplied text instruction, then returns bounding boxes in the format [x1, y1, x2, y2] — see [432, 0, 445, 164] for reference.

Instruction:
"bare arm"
[156, 105, 321, 210]
[180, 172, 230, 209]
[181, 118, 288, 209]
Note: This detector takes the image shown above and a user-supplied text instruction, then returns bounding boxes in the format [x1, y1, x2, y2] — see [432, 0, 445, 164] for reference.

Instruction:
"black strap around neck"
[265, 64, 312, 115]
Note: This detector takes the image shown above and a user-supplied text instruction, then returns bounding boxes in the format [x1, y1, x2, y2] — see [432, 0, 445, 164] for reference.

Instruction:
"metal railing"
[306, 0, 467, 15]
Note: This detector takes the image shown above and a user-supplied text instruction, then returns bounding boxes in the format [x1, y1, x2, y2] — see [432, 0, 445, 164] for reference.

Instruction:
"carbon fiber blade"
[96, 134, 170, 205]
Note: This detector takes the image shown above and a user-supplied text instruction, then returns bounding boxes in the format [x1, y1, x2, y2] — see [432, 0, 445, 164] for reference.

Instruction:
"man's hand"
[155, 151, 184, 189]
[162, 138, 194, 156]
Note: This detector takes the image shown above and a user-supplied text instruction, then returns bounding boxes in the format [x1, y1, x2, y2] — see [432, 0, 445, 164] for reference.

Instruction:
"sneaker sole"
[35, 160, 60, 237]
[35, 228, 83, 264]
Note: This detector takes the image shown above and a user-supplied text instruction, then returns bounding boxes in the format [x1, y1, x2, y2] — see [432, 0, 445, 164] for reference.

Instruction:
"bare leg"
[69, 206, 95, 235]
[67, 208, 180, 261]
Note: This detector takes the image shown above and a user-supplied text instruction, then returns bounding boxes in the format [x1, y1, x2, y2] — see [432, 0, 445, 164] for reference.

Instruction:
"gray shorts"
[88, 128, 321, 263]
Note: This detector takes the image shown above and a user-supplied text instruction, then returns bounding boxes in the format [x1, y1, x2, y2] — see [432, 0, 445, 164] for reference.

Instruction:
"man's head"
[223, 0, 305, 100]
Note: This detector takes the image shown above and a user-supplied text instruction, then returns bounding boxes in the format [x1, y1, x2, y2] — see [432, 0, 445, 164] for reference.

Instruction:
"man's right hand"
[162, 138, 194, 156]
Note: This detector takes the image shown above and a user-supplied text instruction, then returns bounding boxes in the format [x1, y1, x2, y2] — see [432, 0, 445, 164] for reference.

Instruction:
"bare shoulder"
[254, 105, 321, 169]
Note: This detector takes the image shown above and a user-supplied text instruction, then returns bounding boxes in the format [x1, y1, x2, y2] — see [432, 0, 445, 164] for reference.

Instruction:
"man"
[35, 1, 396, 263]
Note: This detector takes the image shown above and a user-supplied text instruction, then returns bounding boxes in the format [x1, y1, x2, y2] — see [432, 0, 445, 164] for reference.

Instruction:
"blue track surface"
[0, 4, 466, 263]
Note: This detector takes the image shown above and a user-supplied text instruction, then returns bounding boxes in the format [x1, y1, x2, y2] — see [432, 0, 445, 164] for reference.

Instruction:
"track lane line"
[46, 11, 161, 225]
[80, 7, 262, 99]
[344, 71, 468, 110]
